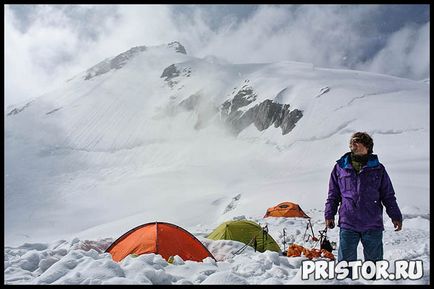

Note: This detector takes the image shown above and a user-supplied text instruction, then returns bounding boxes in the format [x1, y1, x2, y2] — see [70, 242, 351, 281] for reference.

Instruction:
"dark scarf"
[350, 153, 369, 173]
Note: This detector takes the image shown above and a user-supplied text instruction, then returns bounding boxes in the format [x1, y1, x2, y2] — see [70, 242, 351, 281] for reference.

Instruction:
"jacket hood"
[337, 152, 380, 169]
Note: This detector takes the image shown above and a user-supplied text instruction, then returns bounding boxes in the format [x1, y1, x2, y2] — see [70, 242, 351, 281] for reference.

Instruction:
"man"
[324, 132, 402, 278]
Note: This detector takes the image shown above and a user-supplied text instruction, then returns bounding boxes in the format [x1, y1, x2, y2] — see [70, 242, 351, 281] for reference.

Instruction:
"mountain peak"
[84, 45, 147, 80]
[83, 42, 187, 81]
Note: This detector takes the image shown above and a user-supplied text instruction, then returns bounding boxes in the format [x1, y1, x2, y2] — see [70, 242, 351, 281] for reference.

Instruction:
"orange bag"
[304, 248, 322, 259]
[286, 244, 304, 257]
[320, 249, 335, 260]
[286, 244, 335, 260]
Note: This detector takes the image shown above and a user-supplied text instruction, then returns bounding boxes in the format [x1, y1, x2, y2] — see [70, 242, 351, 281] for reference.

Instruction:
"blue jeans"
[338, 228, 383, 279]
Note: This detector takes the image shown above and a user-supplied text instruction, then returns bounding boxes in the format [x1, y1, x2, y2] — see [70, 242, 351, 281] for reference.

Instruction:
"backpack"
[319, 228, 333, 253]
[320, 237, 333, 253]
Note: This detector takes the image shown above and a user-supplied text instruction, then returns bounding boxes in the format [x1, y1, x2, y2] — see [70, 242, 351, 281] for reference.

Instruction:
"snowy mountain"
[4, 42, 429, 284]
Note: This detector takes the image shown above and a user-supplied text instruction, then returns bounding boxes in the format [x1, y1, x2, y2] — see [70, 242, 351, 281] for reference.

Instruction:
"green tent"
[206, 220, 281, 253]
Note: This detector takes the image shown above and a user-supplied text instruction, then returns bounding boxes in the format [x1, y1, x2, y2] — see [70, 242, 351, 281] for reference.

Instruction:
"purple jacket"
[324, 152, 402, 232]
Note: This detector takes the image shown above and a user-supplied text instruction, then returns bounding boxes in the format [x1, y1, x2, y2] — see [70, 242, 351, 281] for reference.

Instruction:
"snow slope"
[4, 42, 430, 284]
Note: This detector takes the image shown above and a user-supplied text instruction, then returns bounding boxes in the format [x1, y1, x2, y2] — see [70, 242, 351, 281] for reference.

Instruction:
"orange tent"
[264, 202, 310, 218]
[105, 222, 216, 262]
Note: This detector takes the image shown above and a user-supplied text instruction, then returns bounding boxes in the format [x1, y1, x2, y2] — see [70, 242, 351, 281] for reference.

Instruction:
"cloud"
[357, 22, 430, 80]
[4, 5, 119, 108]
[193, 4, 429, 78]
[4, 4, 429, 108]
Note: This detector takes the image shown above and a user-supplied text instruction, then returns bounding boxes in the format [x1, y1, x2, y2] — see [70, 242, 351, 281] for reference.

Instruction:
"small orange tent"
[105, 222, 216, 262]
[264, 202, 310, 218]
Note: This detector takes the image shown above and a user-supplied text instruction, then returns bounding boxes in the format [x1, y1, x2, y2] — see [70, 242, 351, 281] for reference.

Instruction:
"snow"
[5, 210, 429, 284]
[4, 43, 430, 284]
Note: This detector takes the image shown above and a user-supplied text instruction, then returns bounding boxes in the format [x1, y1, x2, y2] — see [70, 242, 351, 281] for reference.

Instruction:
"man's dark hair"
[350, 132, 374, 154]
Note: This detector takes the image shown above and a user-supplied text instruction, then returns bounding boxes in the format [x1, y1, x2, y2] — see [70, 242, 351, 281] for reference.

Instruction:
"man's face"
[349, 138, 368, 155]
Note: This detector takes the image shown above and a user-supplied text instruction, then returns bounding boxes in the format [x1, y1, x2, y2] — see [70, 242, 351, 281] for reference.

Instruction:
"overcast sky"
[4, 4, 430, 108]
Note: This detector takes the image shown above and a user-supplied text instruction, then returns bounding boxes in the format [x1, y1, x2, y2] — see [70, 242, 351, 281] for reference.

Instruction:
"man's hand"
[325, 219, 335, 229]
[392, 220, 402, 231]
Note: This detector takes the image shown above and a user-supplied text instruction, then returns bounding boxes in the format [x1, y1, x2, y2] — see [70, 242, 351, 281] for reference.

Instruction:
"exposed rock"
[84, 46, 147, 80]
[230, 87, 257, 112]
[223, 193, 242, 214]
[161, 78, 302, 136]
[254, 99, 281, 131]
[167, 41, 187, 54]
[220, 87, 303, 135]
[84, 42, 186, 81]
[160, 64, 181, 88]
[46, 107, 62, 115]
[316, 86, 330, 98]
[161, 64, 192, 88]
[7, 101, 33, 116]
[280, 109, 303, 135]
[161, 64, 181, 81]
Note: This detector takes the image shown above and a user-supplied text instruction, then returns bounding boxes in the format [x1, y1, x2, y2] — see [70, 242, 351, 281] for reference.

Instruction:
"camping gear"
[206, 219, 281, 253]
[319, 227, 333, 253]
[303, 219, 318, 242]
[282, 228, 287, 253]
[286, 243, 335, 260]
[264, 202, 310, 218]
[286, 224, 336, 260]
[105, 222, 216, 262]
